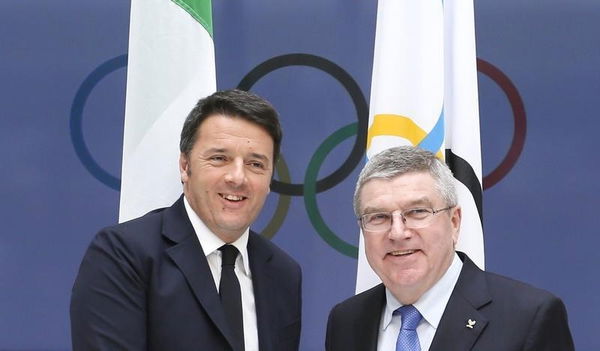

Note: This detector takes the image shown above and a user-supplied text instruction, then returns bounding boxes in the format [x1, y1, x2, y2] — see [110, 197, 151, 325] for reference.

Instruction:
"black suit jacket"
[325, 252, 574, 351]
[70, 196, 302, 351]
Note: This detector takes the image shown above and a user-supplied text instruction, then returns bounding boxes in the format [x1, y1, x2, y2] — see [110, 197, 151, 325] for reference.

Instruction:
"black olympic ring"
[70, 53, 526, 253]
[237, 53, 369, 196]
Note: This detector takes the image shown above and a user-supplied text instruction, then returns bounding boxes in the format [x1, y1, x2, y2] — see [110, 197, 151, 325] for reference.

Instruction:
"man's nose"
[388, 211, 412, 240]
[224, 159, 246, 186]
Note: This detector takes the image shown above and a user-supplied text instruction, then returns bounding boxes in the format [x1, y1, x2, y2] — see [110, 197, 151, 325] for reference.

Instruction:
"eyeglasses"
[359, 207, 453, 232]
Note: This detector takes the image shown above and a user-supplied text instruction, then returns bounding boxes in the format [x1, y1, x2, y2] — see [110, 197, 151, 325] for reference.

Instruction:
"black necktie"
[219, 244, 245, 351]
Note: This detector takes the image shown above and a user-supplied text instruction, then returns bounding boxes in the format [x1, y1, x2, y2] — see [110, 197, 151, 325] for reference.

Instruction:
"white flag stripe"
[443, 0, 483, 268]
[369, 0, 444, 134]
[355, 231, 381, 293]
[356, 0, 483, 294]
[454, 181, 484, 266]
[120, 0, 216, 222]
[367, 137, 412, 159]
[443, 0, 482, 177]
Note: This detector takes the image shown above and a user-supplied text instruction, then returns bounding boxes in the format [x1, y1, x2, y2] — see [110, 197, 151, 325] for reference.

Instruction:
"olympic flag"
[356, 0, 484, 292]
[119, 0, 216, 222]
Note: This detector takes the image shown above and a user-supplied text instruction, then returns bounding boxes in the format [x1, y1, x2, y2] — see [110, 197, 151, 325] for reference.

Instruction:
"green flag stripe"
[172, 0, 213, 37]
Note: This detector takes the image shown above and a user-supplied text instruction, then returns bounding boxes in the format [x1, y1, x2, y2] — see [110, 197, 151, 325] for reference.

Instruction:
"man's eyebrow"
[361, 197, 433, 214]
[248, 152, 270, 162]
[203, 147, 228, 154]
[404, 197, 433, 207]
[361, 206, 389, 214]
[203, 148, 271, 163]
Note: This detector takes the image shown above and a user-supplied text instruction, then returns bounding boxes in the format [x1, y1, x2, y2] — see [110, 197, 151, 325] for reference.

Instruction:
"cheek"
[428, 231, 455, 257]
[252, 177, 272, 194]
[364, 238, 384, 263]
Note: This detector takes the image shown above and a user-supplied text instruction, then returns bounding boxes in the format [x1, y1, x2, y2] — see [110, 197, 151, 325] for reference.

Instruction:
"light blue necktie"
[395, 305, 422, 351]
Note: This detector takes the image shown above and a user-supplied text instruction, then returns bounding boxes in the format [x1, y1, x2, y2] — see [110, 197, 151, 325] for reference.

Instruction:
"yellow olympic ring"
[367, 114, 444, 159]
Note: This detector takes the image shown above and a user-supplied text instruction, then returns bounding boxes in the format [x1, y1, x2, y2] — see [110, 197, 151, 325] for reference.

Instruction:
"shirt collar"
[183, 196, 251, 276]
[382, 253, 462, 330]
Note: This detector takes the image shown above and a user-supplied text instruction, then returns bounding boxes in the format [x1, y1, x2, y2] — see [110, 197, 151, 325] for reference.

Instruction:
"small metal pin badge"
[466, 319, 476, 329]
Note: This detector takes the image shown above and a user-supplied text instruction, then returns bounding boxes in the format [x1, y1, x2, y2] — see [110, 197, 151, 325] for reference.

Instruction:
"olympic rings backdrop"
[1, 1, 599, 350]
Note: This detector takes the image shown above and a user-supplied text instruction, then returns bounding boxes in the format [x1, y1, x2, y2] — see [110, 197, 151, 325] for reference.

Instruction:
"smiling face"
[359, 171, 461, 304]
[179, 114, 274, 243]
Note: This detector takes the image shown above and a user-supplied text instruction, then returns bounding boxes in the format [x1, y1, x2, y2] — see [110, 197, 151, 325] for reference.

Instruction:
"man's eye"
[404, 208, 431, 219]
[248, 161, 265, 169]
[368, 213, 390, 224]
[209, 155, 227, 162]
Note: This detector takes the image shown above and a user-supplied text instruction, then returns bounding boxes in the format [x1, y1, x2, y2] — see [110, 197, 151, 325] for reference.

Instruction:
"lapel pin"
[466, 319, 476, 329]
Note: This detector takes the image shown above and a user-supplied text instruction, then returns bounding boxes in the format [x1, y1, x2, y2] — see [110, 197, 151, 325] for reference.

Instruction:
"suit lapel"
[247, 233, 275, 351]
[162, 197, 237, 350]
[429, 253, 490, 351]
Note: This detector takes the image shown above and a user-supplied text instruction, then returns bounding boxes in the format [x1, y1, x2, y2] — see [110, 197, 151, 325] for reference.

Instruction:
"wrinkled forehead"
[359, 172, 442, 205]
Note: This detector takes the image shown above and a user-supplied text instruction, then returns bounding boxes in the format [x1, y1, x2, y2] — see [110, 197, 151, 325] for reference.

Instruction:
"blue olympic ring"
[69, 54, 127, 191]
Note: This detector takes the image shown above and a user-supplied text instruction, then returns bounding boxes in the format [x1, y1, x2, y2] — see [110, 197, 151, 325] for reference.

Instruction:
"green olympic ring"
[303, 122, 359, 258]
[260, 156, 292, 239]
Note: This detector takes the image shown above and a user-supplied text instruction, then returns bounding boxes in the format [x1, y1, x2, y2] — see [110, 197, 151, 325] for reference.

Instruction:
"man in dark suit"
[325, 146, 574, 351]
[71, 89, 301, 351]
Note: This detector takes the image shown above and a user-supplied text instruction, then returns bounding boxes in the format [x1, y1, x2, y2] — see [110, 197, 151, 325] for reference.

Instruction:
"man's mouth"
[389, 249, 418, 257]
[220, 193, 247, 202]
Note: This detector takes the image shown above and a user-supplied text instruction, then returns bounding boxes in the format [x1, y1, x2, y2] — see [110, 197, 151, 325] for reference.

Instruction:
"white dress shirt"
[377, 253, 463, 351]
[184, 197, 259, 351]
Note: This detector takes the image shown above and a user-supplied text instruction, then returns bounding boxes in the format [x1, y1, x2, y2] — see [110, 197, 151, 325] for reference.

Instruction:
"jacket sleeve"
[523, 295, 575, 351]
[70, 229, 147, 351]
[325, 303, 341, 351]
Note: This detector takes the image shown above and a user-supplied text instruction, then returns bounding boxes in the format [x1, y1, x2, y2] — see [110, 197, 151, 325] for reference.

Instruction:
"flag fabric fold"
[356, 0, 484, 293]
[119, 0, 216, 222]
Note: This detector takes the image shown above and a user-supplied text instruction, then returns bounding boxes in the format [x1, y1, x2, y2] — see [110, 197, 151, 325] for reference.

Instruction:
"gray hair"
[353, 146, 458, 216]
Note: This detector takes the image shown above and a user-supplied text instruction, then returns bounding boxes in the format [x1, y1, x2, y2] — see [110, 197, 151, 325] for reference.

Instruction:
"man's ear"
[451, 206, 462, 246]
[179, 153, 189, 182]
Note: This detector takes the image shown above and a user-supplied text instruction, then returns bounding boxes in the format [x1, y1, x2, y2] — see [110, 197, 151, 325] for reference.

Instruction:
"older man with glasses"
[325, 146, 574, 351]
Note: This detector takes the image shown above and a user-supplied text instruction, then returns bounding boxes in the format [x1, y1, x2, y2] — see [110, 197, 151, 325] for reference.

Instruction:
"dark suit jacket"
[325, 252, 574, 351]
[70, 196, 302, 351]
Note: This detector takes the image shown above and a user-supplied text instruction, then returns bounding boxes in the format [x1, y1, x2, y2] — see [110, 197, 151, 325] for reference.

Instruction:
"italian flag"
[119, 0, 216, 222]
[356, 0, 484, 292]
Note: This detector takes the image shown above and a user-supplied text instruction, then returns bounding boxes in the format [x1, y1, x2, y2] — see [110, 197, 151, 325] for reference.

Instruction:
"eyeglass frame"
[358, 206, 454, 232]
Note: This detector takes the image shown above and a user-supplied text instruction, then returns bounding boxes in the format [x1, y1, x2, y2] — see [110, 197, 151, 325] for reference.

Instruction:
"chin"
[387, 270, 425, 288]
[217, 213, 249, 226]
[218, 222, 247, 233]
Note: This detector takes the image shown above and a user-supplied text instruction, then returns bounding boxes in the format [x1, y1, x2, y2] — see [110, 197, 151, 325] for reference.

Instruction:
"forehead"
[194, 114, 273, 149]
[359, 172, 442, 209]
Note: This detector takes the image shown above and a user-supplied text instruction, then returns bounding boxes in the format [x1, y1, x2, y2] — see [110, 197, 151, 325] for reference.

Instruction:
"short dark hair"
[179, 89, 282, 164]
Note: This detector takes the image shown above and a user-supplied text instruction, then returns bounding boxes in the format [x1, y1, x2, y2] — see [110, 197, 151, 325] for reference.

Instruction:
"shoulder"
[84, 201, 190, 271]
[457, 253, 568, 322]
[330, 284, 385, 318]
[458, 252, 559, 304]
[457, 255, 574, 349]
[326, 284, 385, 345]
[92, 207, 168, 252]
[326, 285, 384, 350]
[485, 272, 554, 298]
[73, 203, 186, 291]
[484, 270, 558, 302]
[107, 206, 167, 234]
